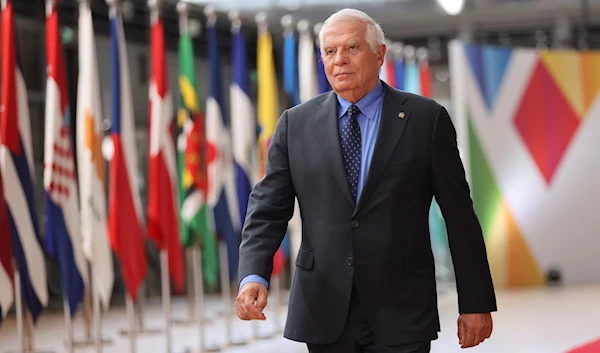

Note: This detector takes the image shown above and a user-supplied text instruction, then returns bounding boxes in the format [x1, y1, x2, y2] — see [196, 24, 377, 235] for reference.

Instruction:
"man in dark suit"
[236, 8, 496, 353]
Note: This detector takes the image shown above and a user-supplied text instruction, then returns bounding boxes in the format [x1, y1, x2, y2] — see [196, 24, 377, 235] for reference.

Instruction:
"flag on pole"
[0, 0, 48, 323]
[231, 27, 258, 233]
[316, 44, 332, 94]
[385, 54, 396, 88]
[44, 0, 88, 317]
[206, 21, 241, 282]
[419, 56, 431, 98]
[394, 55, 405, 91]
[76, 0, 113, 311]
[108, 7, 147, 301]
[257, 27, 287, 277]
[298, 27, 318, 103]
[283, 30, 299, 107]
[0, 165, 12, 324]
[147, 10, 185, 294]
[404, 56, 421, 95]
[0, 3, 16, 324]
[177, 29, 219, 290]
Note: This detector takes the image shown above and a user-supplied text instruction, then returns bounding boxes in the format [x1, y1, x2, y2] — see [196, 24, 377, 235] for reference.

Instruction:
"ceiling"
[176, 0, 600, 39]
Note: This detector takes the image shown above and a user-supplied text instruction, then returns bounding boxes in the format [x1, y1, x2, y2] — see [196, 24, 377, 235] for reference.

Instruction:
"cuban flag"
[0, 1, 15, 326]
[0, 163, 12, 325]
[107, 6, 147, 301]
[206, 21, 241, 282]
[44, 0, 88, 317]
[1, 0, 48, 322]
[230, 27, 258, 232]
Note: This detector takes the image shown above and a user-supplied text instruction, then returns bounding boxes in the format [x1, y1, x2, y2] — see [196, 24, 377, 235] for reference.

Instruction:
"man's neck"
[336, 79, 380, 103]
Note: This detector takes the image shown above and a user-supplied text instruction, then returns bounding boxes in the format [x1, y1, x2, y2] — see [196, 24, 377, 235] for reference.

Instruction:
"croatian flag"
[44, 0, 88, 317]
[1, 0, 48, 322]
[107, 6, 147, 301]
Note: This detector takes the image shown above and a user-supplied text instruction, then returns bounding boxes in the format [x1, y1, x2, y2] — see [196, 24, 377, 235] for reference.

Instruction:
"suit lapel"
[354, 84, 410, 216]
[314, 91, 356, 207]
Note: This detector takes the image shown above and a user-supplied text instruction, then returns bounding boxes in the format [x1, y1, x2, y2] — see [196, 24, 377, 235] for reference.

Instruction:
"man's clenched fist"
[236, 282, 268, 321]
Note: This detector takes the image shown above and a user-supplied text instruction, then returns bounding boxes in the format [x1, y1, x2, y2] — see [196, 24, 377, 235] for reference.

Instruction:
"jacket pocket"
[295, 246, 314, 270]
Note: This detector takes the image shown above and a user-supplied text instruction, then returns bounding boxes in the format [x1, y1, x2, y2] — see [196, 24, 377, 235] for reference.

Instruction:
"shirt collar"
[337, 80, 384, 120]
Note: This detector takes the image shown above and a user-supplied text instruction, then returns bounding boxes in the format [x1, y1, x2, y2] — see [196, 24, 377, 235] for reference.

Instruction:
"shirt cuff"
[239, 274, 269, 292]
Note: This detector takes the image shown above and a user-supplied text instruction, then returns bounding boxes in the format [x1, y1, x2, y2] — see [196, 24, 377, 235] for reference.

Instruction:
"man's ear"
[377, 44, 387, 67]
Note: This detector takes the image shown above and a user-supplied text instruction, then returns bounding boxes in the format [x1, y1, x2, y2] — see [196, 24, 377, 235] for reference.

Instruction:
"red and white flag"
[147, 10, 184, 293]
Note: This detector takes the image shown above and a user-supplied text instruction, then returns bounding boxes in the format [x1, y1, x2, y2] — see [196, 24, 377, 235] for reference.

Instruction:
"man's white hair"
[318, 8, 385, 56]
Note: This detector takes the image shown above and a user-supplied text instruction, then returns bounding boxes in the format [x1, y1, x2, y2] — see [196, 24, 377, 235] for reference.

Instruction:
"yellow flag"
[257, 29, 279, 177]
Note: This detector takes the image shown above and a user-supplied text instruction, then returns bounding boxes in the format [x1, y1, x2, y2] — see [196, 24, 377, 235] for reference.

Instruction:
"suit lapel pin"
[398, 112, 405, 119]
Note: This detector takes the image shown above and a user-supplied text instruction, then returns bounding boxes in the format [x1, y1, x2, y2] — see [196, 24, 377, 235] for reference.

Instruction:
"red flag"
[419, 61, 431, 98]
[385, 58, 396, 88]
[147, 15, 184, 293]
[107, 9, 147, 301]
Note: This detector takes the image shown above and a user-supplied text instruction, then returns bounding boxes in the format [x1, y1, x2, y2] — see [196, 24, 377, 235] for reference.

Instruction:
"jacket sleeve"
[430, 105, 497, 314]
[238, 110, 296, 285]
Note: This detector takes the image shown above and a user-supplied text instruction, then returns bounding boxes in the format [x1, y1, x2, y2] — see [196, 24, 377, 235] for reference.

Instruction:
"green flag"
[177, 32, 219, 290]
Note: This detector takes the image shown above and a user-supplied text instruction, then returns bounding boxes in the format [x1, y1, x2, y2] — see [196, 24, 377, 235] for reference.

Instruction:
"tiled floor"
[1, 284, 598, 353]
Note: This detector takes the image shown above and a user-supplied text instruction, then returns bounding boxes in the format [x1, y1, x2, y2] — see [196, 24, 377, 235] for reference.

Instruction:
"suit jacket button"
[351, 220, 359, 228]
[347, 257, 353, 265]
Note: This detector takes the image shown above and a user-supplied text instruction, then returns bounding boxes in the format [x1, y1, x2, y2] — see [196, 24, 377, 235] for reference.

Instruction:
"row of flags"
[0, 0, 435, 327]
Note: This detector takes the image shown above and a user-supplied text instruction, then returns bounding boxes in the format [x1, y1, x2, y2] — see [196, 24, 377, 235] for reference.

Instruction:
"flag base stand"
[68, 337, 113, 348]
[172, 249, 212, 327]
[183, 343, 222, 353]
[118, 291, 162, 336]
[118, 327, 163, 336]
[8, 268, 55, 353]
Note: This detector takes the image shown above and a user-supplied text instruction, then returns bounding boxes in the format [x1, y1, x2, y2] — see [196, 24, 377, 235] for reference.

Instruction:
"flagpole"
[15, 267, 24, 353]
[173, 248, 196, 325]
[160, 250, 173, 353]
[92, 265, 103, 352]
[63, 297, 73, 353]
[126, 294, 137, 353]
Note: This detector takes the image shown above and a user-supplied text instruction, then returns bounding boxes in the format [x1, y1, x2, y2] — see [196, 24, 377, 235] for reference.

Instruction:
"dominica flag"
[177, 26, 219, 290]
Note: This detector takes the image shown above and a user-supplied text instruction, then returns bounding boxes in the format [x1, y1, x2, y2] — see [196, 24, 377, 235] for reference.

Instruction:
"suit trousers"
[306, 283, 431, 353]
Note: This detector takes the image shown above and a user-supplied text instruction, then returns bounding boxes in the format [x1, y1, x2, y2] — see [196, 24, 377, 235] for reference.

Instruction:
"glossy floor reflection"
[0, 284, 598, 353]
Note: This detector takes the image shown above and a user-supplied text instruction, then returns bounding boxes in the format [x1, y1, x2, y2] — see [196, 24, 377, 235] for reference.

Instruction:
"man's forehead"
[322, 22, 367, 46]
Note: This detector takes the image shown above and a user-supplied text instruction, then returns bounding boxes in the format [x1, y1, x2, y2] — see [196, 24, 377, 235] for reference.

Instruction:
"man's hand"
[457, 313, 493, 349]
[236, 282, 268, 321]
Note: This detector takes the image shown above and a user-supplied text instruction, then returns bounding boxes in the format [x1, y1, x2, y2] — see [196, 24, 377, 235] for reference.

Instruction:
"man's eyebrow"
[322, 40, 362, 48]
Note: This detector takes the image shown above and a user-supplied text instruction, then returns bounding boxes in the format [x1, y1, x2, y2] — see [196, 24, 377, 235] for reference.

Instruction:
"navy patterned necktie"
[340, 104, 362, 201]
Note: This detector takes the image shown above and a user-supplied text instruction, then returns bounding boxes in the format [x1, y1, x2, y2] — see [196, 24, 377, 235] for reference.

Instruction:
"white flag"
[76, 1, 114, 310]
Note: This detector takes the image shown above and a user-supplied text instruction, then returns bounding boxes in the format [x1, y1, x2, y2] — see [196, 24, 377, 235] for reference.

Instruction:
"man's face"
[321, 20, 385, 99]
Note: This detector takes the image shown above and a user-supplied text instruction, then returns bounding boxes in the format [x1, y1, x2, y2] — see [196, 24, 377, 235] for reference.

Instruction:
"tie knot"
[348, 104, 359, 119]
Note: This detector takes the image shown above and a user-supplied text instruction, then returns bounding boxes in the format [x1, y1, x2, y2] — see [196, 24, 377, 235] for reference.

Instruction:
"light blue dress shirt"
[239, 81, 385, 291]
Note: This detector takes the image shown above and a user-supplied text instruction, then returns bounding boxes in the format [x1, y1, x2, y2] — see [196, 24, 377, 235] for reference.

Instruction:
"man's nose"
[333, 50, 347, 65]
